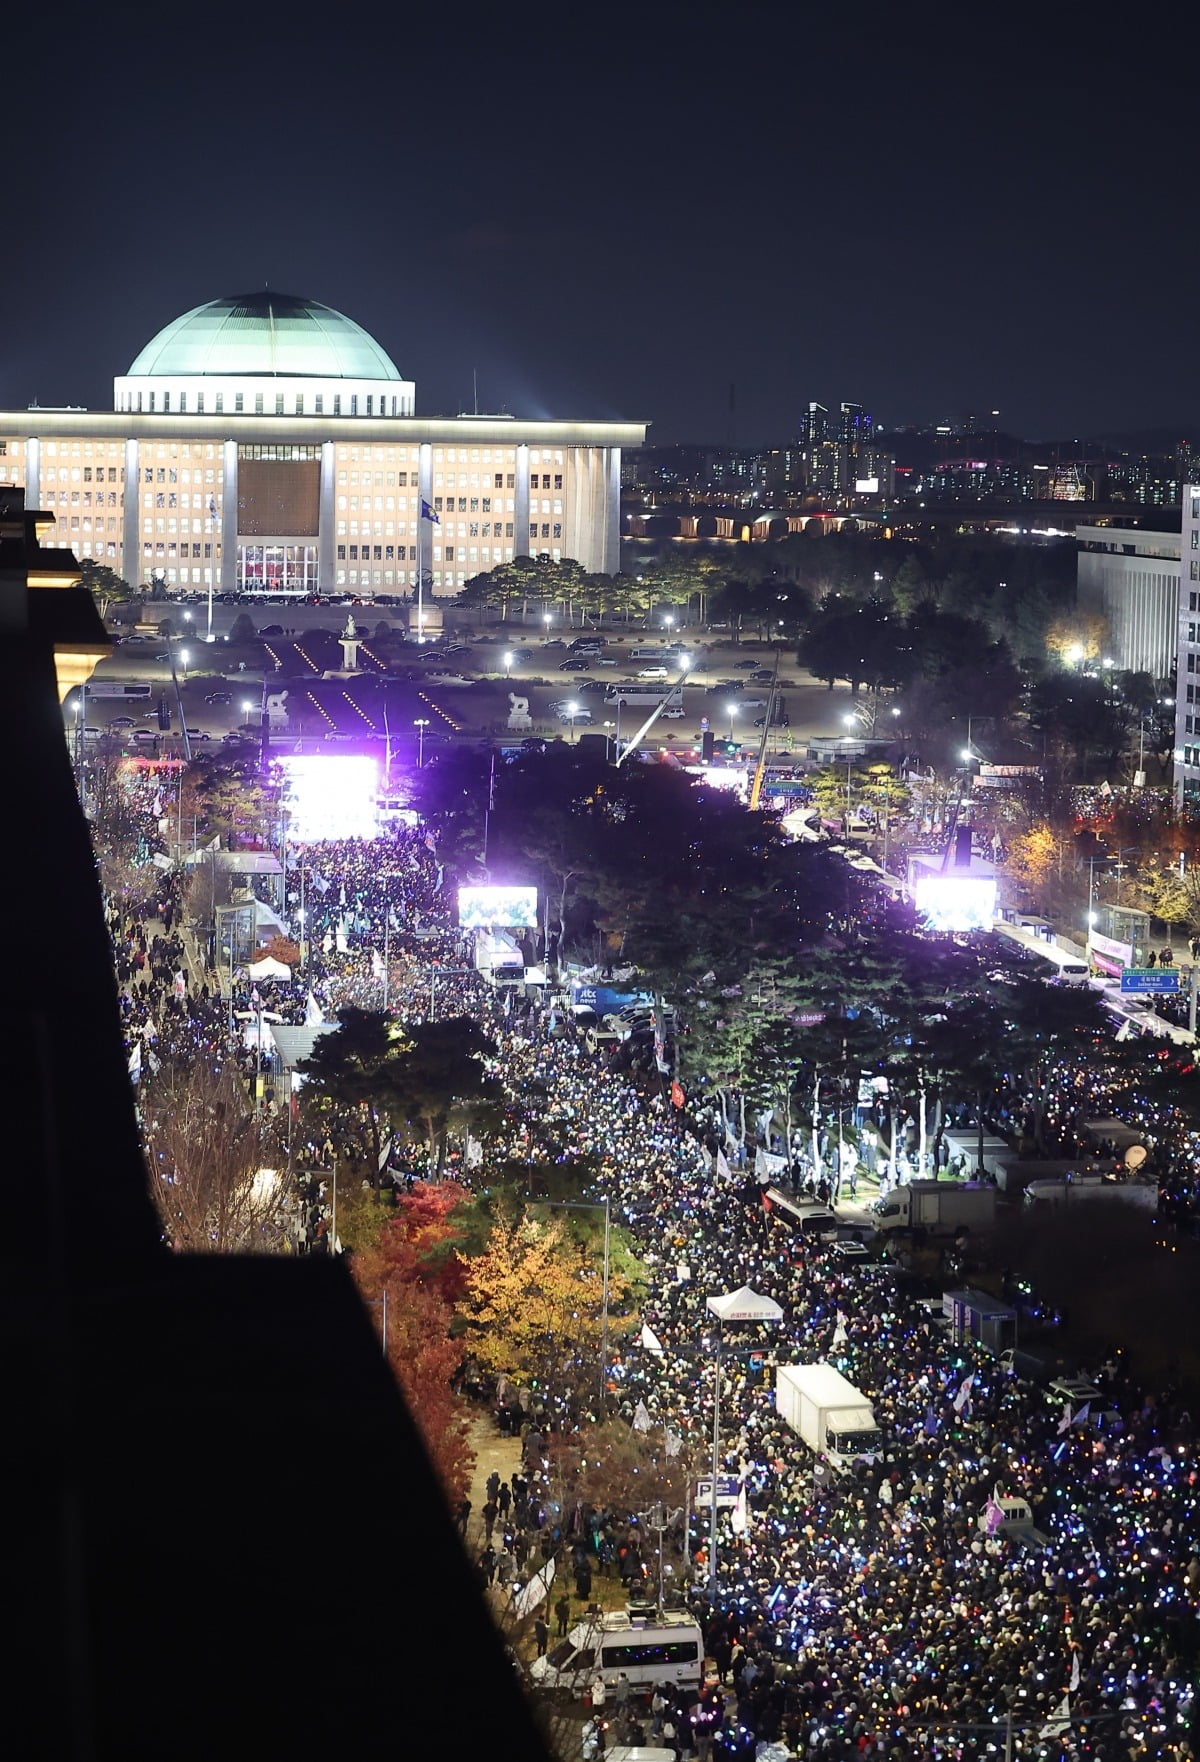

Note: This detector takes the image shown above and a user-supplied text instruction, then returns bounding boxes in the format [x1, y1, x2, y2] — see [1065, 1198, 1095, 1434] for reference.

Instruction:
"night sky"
[4, 3, 1194, 445]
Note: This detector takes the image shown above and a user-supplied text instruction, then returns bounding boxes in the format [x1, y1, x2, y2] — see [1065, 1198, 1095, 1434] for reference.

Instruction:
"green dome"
[127, 292, 402, 380]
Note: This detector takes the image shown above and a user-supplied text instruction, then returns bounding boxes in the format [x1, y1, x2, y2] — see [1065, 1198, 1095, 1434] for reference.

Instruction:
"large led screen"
[277, 755, 381, 842]
[914, 874, 997, 934]
[458, 885, 538, 929]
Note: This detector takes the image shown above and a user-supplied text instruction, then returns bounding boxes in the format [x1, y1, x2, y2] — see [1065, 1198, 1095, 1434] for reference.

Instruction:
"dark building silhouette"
[1, 487, 546, 1760]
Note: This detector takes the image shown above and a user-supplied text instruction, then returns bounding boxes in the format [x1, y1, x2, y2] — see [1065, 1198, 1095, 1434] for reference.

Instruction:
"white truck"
[529, 1609, 704, 1696]
[1024, 1174, 1158, 1212]
[872, 1179, 996, 1236]
[775, 1362, 881, 1467]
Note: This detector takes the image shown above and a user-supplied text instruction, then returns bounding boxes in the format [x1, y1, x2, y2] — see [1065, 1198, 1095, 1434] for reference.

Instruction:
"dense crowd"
[90, 765, 1198, 1761]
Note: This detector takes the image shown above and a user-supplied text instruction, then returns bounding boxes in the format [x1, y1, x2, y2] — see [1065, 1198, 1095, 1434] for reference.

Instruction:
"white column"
[514, 443, 530, 559]
[418, 441, 433, 596]
[318, 441, 337, 592]
[24, 438, 40, 512]
[604, 446, 622, 575]
[122, 438, 139, 585]
[220, 439, 238, 594]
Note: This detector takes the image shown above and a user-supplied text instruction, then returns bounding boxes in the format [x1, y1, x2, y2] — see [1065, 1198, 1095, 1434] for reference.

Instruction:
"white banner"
[512, 1558, 554, 1619]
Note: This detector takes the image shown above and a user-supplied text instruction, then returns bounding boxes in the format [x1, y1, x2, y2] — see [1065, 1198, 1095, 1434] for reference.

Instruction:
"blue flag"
[421, 498, 440, 524]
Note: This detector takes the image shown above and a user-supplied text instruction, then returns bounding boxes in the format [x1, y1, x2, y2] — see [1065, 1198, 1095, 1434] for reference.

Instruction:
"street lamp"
[503, 650, 514, 679]
[241, 698, 255, 726]
[703, 1285, 783, 1602]
[414, 717, 430, 767]
[565, 700, 579, 741]
[542, 612, 552, 631]
[663, 614, 675, 631]
[726, 702, 739, 743]
[178, 647, 189, 682]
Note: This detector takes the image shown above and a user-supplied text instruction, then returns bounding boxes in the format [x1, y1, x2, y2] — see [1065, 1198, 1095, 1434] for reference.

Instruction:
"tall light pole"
[726, 702, 738, 744]
[703, 1286, 783, 1602]
[565, 700, 579, 742]
[414, 717, 429, 767]
[503, 650, 514, 679]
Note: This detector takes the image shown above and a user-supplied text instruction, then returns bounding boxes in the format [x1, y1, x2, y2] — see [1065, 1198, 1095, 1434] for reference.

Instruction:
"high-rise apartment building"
[0, 292, 642, 599]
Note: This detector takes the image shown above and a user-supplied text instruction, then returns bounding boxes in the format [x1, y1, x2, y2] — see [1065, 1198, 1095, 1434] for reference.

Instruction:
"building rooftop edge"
[0, 412, 647, 443]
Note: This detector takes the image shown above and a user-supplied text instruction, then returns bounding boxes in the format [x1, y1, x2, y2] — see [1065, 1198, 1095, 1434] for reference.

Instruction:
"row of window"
[338, 545, 418, 562]
[142, 541, 215, 559]
[141, 521, 213, 537]
[43, 490, 120, 506]
[433, 496, 515, 514]
[127, 389, 407, 418]
[144, 466, 219, 484]
[1183, 745, 1200, 768]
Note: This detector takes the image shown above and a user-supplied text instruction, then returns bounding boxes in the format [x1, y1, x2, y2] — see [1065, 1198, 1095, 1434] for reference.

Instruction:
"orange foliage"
[351, 1182, 476, 1502]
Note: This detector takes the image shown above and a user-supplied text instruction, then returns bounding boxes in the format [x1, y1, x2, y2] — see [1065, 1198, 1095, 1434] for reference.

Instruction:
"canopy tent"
[705, 1286, 784, 1324]
[248, 956, 291, 981]
[268, 1022, 339, 1075]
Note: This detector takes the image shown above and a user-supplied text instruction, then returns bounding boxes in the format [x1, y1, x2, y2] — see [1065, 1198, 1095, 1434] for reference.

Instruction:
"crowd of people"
[90, 761, 1197, 1762]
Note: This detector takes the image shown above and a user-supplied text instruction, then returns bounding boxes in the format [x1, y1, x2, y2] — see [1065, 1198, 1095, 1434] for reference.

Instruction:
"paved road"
[83, 616, 865, 762]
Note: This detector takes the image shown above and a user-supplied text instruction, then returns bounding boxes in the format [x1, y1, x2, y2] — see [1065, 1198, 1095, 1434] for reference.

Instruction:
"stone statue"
[507, 691, 532, 731]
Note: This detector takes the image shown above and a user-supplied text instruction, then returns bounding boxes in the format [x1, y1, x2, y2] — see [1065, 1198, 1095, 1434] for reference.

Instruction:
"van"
[529, 1610, 704, 1697]
[631, 646, 674, 663]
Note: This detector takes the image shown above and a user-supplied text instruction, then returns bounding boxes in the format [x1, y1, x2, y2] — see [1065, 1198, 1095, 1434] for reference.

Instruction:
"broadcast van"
[529, 1609, 704, 1697]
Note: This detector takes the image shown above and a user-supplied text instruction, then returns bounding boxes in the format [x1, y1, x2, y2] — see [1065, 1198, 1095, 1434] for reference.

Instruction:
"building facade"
[1076, 523, 1181, 680]
[0, 292, 642, 598]
[1175, 487, 1200, 803]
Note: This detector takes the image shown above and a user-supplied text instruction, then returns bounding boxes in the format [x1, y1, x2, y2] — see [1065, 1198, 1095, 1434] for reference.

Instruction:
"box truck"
[871, 1180, 996, 1236]
[775, 1362, 881, 1466]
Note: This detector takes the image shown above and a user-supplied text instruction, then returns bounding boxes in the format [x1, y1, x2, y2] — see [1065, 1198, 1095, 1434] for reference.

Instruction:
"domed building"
[114, 292, 415, 420]
[1, 292, 641, 599]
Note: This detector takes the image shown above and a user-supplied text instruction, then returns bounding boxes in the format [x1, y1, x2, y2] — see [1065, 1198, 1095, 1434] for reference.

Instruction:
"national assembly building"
[0, 291, 643, 599]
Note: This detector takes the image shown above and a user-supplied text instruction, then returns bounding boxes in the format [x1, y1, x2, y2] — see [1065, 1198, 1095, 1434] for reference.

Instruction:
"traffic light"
[157, 695, 171, 731]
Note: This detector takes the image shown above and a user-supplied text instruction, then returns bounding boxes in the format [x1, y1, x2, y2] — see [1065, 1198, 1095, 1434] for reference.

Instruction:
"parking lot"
[84, 614, 863, 760]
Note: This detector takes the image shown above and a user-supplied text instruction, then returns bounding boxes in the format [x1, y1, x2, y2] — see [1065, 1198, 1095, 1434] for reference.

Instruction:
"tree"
[1045, 610, 1110, 667]
[349, 1182, 478, 1501]
[182, 752, 272, 850]
[79, 558, 133, 618]
[460, 1213, 627, 1416]
[143, 1059, 289, 1252]
[385, 1016, 503, 1174]
[297, 1006, 404, 1174]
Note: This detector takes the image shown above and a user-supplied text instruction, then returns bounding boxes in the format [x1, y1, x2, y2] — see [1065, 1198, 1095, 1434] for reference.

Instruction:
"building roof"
[126, 292, 403, 382]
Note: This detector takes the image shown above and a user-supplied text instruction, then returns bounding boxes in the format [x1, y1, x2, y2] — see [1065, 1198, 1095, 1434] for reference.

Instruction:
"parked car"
[204, 690, 233, 705]
[638, 666, 669, 680]
[543, 638, 567, 649]
[559, 657, 591, 671]
[734, 658, 759, 669]
[109, 715, 135, 729]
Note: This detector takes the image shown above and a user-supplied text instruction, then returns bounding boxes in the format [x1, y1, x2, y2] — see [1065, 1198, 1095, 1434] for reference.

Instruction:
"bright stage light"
[278, 754, 381, 841]
[914, 874, 997, 934]
[458, 884, 538, 929]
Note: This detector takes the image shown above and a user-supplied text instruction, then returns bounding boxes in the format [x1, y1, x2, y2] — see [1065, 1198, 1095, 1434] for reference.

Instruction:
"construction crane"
[748, 650, 784, 810]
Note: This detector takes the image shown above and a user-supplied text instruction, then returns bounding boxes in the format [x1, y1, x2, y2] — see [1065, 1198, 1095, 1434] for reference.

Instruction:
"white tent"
[248, 955, 292, 981]
[705, 1286, 784, 1324]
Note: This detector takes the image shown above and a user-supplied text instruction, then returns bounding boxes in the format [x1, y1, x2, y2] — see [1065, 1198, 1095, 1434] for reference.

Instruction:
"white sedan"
[637, 666, 669, 680]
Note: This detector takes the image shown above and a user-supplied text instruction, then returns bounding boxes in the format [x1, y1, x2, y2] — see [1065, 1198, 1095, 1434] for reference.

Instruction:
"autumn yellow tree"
[1044, 610, 1109, 667]
[1135, 864, 1200, 932]
[459, 1213, 628, 1412]
[1008, 822, 1065, 890]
